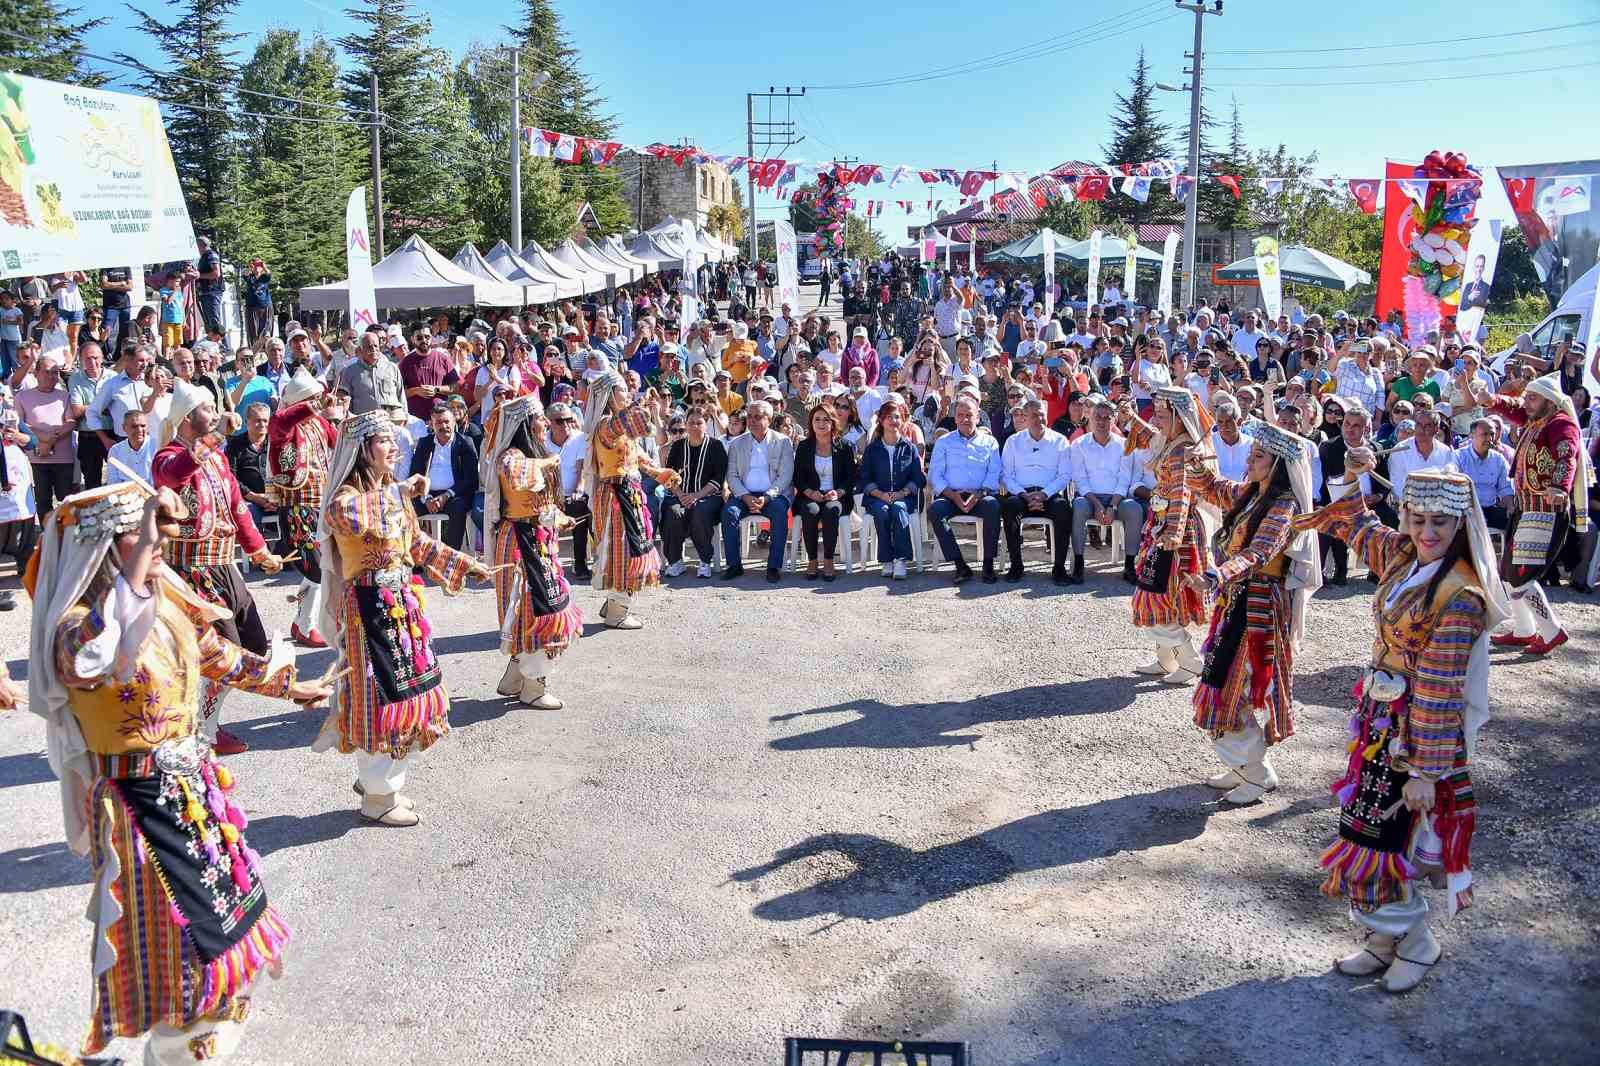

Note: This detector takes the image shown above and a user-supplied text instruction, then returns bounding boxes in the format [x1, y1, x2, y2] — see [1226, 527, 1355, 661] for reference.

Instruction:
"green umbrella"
[1054, 235, 1164, 269]
[1215, 243, 1372, 291]
[985, 231, 1076, 265]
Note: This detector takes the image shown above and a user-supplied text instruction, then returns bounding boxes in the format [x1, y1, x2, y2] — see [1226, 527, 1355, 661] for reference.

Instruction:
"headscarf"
[315, 409, 400, 644]
[1525, 372, 1591, 532]
[582, 367, 625, 502]
[1249, 422, 1324, 647]
[480, 392, 544, 533]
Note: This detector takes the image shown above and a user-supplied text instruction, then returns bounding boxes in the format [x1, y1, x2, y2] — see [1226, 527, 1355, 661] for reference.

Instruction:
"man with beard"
[269, 366, 338, 648]
[153, 381, 286, 753]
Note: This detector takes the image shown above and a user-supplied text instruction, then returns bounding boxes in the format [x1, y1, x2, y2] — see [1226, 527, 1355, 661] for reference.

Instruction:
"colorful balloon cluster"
[816, 168, 849, 251]
[1404, 150, 1482, 310]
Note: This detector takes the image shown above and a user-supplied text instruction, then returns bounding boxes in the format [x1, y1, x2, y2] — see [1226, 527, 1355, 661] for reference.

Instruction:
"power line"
[1208, 37, 1597, 71]
[806, 0, 1170, 90]
[1212, 59, 1600, 89]
[1210, 16, 1600, 55]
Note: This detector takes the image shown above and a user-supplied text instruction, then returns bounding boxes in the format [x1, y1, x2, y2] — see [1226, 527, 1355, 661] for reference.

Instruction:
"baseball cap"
[660, 341, 680, 356]
[287, 327, 308, 341]
[852, 325, 868, 337]
[713, 368, 732, 381]
[546, 402, 576, 421]
[562, 324, 579, 336]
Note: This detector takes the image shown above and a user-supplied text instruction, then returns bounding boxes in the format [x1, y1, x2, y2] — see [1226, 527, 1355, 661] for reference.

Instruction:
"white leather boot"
[1335, 932, 1397, 976]
[1380, 923, 1442, 993]
[519, 655, 563, 710]
[360, 791, 419, 827]
[497, 656, 523, 696]
[1136, 644, 1178, 675]
[1174, 634, 1204, 674]
[602, 595, 643, 630]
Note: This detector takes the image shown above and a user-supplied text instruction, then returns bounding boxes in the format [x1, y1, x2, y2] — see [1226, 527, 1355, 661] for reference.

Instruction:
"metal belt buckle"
[152, 736, 205, 777]
[1365, 669, 1407, 703]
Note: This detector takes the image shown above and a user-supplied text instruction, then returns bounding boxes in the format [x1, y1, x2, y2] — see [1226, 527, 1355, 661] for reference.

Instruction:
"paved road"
[2, 533, 1596, 1064]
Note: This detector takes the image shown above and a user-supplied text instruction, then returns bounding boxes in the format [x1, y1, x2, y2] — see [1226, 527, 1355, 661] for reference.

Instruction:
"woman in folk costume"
[482, 393, 583, 710]
[1293, 466, 1509, 994]
[313, 409, 492, 827]
[582, 367, 680, 629]
[267, 366, 338, 649]
[1117, 386, 1215, 683]
[24, 481, 328, 1064]
[1182, 421, 1322, 804]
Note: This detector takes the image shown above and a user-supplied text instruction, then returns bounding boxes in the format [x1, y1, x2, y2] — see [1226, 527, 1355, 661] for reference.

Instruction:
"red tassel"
[1246, 631, 1272, 708]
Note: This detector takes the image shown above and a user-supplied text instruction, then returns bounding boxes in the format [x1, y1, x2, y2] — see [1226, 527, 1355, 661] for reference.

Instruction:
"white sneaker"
[663, 561, 685, 578]
[696, 563, 711, 579]
[893, 560, 907, 580]
[882, 562, 893, 577]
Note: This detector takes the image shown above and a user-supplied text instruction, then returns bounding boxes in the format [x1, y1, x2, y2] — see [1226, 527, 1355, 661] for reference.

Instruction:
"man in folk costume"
[24, 481, 329, 1063]
[152, 380, 285, 755]
[1182, 421, 1322, 804]
[1294, 467, 1509, 994]
[1117, 386, 1215, 683]
[267, 366, 337, 648]
[582, 367, 680, 629]
[1458, 370, 1586, 656]
[481, 393, 583, 709]
[313, 409, 492, 827]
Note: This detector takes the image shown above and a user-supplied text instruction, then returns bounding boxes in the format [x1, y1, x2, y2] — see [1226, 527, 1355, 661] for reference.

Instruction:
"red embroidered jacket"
[152, 439, 268, 567]
[267, 401, 336, 510]
[1489, 395, 1581, 514]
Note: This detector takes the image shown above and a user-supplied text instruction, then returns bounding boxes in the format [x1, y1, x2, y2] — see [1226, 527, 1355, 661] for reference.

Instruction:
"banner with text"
[1123, 238, 1138, 307]
[1042, 228, 1056, 319]
[1086, 230, 1103, 307]
[1455, 215, 1504, 343]
[774, 219, 800, 314]
[0, 72, 196, 279]
[1253, 235, 1283, 322]
[1157, 232, 1178, 318]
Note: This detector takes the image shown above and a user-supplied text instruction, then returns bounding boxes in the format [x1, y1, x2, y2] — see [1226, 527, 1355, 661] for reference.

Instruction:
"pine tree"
[1203, 96, 1257, 262]
[121, 0, 244, 242]
[1100, 48, 1175, 231]
[0, 0, 105, 84]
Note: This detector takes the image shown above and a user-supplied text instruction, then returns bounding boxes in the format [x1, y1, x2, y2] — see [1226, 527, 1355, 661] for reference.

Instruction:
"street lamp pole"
[1171, 1, 1223, 311]
[509, 56, 550, 253]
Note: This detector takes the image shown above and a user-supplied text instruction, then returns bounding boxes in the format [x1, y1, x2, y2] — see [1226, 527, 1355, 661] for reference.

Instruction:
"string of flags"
[521, 125, 1504, 219]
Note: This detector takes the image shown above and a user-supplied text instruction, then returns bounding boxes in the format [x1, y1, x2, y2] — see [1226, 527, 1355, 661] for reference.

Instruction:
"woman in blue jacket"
[860, 398, 927, 580]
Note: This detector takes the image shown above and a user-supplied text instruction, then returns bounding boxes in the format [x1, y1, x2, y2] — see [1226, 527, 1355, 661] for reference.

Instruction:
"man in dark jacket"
[408, 402, 479, 551]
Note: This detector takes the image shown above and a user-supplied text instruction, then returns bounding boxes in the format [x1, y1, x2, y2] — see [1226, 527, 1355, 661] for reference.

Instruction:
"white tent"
[555, 238, 632, 287]
[895, 230, 972, 258]
[627, 232, 683, 270]
[521, 239, 606, 295]
[697, 227, 736, 262]
[452, 242, 555, 305]
[601, 236, 656, 276]
[484, 239, 578, 301]
[298, 233, 523, 310]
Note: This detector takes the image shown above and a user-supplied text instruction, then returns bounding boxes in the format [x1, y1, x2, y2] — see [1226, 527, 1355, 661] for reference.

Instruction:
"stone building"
[617, 149, 735, 233]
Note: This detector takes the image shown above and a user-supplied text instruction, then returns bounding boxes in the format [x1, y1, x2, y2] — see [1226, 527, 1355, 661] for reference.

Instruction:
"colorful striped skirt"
[1193, 577, 1294, 743]
[1129, 511, 1207, 629]
[325, 571, 450, 757]
[591, 475, 660, 596]
[493, 518, 583, 660]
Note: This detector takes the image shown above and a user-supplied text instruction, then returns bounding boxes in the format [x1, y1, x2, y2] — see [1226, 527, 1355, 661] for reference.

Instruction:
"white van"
[1490, 260, 1596, 378]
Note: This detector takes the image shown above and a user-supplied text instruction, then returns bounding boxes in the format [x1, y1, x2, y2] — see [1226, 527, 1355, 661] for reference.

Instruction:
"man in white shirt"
[999, 398, 1073, 583]
[547, 402, 591, 578]
[848, 367, 884, 428]
[90, 343, 158, 445]
[933, 277, 964, 361]
[1069, 397, 1141, 583]
[1015, 320, 1048, 364]
[105, 410, 159, 486]
[1211, 397, 1253, 482]
[1232, 312, 1264, 360]
[1385, 409, 1457, 501]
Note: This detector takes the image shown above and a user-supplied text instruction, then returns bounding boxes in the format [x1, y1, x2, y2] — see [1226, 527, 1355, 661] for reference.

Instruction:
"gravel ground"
[1, 540, 1596, 1065]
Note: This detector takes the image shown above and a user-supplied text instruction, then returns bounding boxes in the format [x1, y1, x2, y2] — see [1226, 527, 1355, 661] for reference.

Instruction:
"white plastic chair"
[1085, 515, 1125, 559]
[859, 501, 928, 574]
[945, 514, 987, 563]
[1018, 515, 1056, 568]
[788, 505, 857, 573]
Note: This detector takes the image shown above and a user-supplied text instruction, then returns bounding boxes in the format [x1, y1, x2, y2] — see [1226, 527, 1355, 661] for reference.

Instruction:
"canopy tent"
[521, 239, 607, 295]
[645, 223, 697, 265]
[485, 239, 580, 300]
[452, 242, 555, 305]
[298, 233, 523, 311]
[554, 238, 631, 287]
[627, 231, 685, 271]
[986, 232, 1163, 270]
[1215, 243, 1373, 291]
[696, 226, 736, 262]
[595, 236, 655, 278]
[984, 231, 1074, 265]
[895, 230, 972, 258]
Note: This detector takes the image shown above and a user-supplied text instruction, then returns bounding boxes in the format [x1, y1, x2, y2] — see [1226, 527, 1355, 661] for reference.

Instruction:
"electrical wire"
[1208, 37, 1597, 71]
[1209, 16, 1600, 55]
[806, 0, 1171, 90]
[1212, 58, 1600, 89]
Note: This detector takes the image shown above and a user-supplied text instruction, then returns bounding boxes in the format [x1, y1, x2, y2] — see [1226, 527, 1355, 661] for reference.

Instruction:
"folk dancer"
[268, 366, 337, 648]
[24, 482, 327, 1064]
[583, 368, 680, 628]
[1458, 370, 1586, 655]
[481, 394, 583, 709]
[1118, 386, 1214, 683]
[1293, 467, 1509, 993]
[313, 410, 493, 827]
[1183, 422, 1322, 804]
[152, 381, 285, 755]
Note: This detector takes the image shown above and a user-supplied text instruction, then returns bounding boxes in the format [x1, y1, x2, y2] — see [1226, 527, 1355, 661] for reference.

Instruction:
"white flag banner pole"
[1455, 215, 1504, 344]
[345, 186, 377, 331]
[1253, 235, 1282, 322]
[1123, 235, 1139, 307]
[774, 220, 800, 314]
[1042, 228, 1056, 320]
[1086, 229, 1103, 307]
[1157, 232, 1179, 318]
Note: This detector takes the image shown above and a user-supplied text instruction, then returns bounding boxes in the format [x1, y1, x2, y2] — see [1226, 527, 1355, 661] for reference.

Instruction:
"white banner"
[774, 219, 800, 314]
[1455, 216, 1503, 344]
[1086, 229, 1103, 307]
[0, 72, 196, 279]
[1042, 228, 1056, 320]
[1253, 235, 1282, 322]
[1157, 232, 1178, 318]
[1123, 237, 1138, 307]
[680, 292, 698, 343]
[345, 186, 376, 328]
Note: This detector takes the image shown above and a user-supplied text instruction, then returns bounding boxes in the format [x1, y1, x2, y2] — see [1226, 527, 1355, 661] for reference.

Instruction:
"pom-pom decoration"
[1404, 150, 1482, 318]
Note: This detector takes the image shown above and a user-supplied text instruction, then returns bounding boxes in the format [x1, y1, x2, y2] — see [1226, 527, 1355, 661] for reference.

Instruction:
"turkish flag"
[757, 159, 784, 188]
[645, 143, 671, 160]
[917, 170, 939, 185]
[1076, 175, 1109, 201]
[1216, 174, 1241, 200]
[1376, 160, 1417, 323]
[1503, 176, 1536, 214]
[959, 170, 986, 197]
[1348, 178, 1380, 215]
[1030, 187, 1048, 210]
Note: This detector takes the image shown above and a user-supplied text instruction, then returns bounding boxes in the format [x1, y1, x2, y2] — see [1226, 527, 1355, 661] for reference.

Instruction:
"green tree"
[1250, 145, 1381, 313]
[0, 0, 105, 84]
[1032, 196, 1108, 241]
[1100, 48, 1174, 230]
[1201, 96, 1257, 263]
[1488, 226, 1548, 308]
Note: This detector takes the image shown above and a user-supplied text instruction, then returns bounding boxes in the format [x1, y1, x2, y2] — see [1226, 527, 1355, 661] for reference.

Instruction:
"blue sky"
[87, 0, 1600, 242]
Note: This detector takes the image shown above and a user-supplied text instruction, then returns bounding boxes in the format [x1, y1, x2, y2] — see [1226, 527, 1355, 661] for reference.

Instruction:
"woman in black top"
[660, 405, 728, 577]
[793, 402, 858, 580]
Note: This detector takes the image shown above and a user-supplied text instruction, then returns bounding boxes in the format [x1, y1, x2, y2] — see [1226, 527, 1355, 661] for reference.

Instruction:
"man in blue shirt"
[928, 393, 1003, 583]
[1454, 417, 1515, 530]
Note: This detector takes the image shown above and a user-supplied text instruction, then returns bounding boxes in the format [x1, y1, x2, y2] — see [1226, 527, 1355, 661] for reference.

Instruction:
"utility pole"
[745, 86, 805, 262]
[1175, 1, 1222, 310]
[369, 72, 384, 259]
[510, 50, 521, 252]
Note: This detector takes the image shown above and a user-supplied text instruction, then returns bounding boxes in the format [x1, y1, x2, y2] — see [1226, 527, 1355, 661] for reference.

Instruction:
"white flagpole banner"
[968, 229, 976, 275]
[1042, 228, 1056, 320]
[1253, 235, 1282, 321]
[774, 220, 800, 314]
[1123, 236, 1138, 307]
[1086, 229, 1103, 307]
[345, 186, 376, 329]
[0, 72, 196, 278]
[1157, 232, 1178, 318]
[1455, 216, 1504, 344]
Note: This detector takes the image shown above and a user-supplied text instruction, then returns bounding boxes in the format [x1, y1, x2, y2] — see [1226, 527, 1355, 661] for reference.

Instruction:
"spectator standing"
[49, 271, 88, 351]
[243, 258, 274, 342]
[104, 410, 158, 485]
[226, 401, 275, 531]
[1453, 417, 1515, 530]
[14, 352, 76, 515]
[547, 402, 591, 579]
[337, 330, 405, 419]
[67, 341, 110, 487]
[254, 337, 292, 400]
[88, 342, 157, 446]
[99, 266, 134, 353]
[0, 290, 22, 376]
[1386, 409, 1457, 501]
[1330, 338, 1386, 417]
[223, 347, 276, 426]
[0, 411, 34, 606]
[194, 236, 225, 336]
[32, 304, 68, 363]
[157, 281, 185, 351]
[400, 342, 460, 422]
